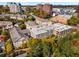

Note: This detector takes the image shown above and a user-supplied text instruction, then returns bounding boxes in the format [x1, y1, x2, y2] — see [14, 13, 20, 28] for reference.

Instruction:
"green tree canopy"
[5, 39, 14, 55]
[68, 16, 79, 25]
[19, 23, 26, 30]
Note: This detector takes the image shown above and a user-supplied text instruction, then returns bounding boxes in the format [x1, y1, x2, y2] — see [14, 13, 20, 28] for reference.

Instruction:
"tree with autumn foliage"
[67, 16, 79, 25]
[5, 39, 14, 55]
[1, 30, 9, 41]
[26, 35, 59, 57]
[20, 30, 79, 57]
[32, 8, 51, 19]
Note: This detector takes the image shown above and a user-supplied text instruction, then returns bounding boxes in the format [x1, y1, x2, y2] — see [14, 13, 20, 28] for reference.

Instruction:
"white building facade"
[8, 2, 22, 13]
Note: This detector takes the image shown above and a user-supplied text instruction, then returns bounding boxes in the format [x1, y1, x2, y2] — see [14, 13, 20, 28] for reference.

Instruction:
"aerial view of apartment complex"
[0, 2, 79, 57]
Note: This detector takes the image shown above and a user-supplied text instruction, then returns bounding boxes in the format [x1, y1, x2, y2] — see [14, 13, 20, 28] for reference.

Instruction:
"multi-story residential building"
[28, 23, 72, 38]
[36, 4, 53, 14]
[76, 4, 79, 14]
[8, 2, 22, 13]
[25, 21, 37, 30]
[9, 27, 22, 48]
[0, 21, 13, 29]
[36, 4, 43, 10]
[43, 4, 53, 14]
[30, 24, 52, 38]
[9, 27, 29, 48]
[50, 15, 68, 24]
[0, 14, 27, 20]
[52, 8, 76, 16]
[10, 14, 27, 20]
[51, 23, 72, 36]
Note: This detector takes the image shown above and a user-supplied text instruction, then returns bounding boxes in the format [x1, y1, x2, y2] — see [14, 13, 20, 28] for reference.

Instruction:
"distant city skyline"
[0, 2, 79, 5]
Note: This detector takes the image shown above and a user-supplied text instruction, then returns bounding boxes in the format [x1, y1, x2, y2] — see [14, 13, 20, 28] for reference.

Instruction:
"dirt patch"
[72, 40, 79, 46]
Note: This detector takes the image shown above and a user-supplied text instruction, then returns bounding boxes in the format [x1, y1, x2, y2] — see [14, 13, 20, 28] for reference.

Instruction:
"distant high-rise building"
[36, 4, 53, 14]
[43, 4, 52, 14]
[76, 3, 79, 16]
[8, 2, 22, 13]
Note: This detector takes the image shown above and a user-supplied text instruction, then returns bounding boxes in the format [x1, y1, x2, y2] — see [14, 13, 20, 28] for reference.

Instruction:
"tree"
[1, 30, 8, 36]
[24, 18, 28, 22]
[5, 16, 10, 21]
[1, 30, 9, 40]
[0, 47, 3, 53]
[31, 42, 43, 57]
[5, 39, 14, 55]
[10, 19, 18, 25]
[19, 24, 26, 30]
[67, 16, 79, 25]
[0, 29, 2, 35]
[28, 16, 35, 21]
[0, 17, 5, 21]
[26, 38, 42, 57]
[18, 20, 25, 24]
[42, 43, 52, 57]
[57, 33, 74, 57]
[26, 35, 58, 57]
[20, 41, 27, 49]
[26, 31, 79, 57]
[32, 8, 51, 19]
[74, 31, 79, 39]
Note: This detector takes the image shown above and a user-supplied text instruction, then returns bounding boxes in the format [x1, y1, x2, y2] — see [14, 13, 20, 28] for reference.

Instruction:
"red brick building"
[36, 4, 43, 10]
[43, 4, 52, 14]
[36, 4, 53, 14]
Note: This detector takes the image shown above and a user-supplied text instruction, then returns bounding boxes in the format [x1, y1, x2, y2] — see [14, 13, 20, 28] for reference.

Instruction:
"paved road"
[14, 48, 30, 57]
[16, 53, 27, 57]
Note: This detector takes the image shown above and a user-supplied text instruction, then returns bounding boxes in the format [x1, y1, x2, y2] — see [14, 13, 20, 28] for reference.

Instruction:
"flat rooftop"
[0, 21, 12, 27]
[51, 23, 72, 32]
[26, 21, 37, 26]
[30, 23, 72, 35]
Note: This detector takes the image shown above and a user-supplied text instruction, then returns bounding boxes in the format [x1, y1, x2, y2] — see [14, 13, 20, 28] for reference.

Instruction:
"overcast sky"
[0, 2, 79, 5]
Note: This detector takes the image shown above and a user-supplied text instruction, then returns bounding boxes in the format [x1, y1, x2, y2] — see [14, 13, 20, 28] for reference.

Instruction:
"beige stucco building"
[50, 16, 68, 24]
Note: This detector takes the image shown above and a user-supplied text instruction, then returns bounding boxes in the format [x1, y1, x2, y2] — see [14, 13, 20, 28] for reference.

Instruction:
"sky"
[0, 2, 79, 5]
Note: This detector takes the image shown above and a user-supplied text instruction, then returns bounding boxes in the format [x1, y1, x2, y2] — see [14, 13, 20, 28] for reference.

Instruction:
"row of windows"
[56, 28, 72, 35]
